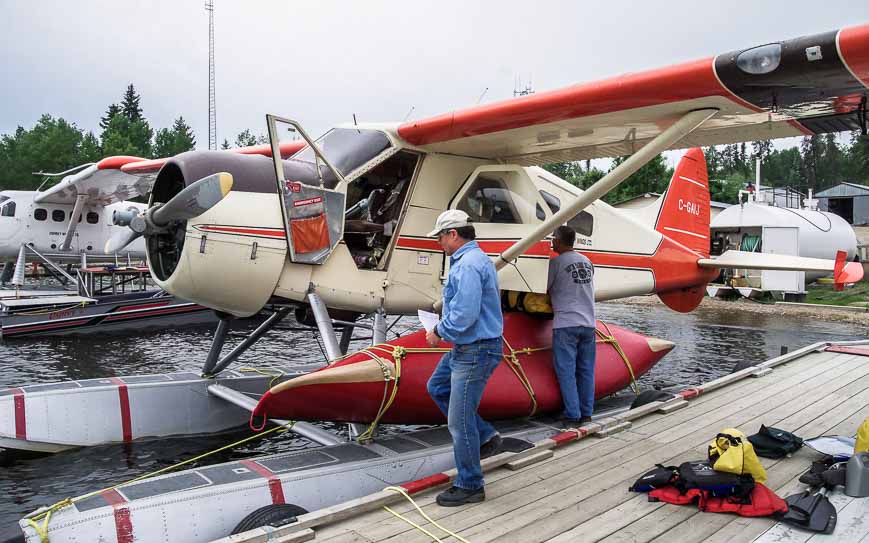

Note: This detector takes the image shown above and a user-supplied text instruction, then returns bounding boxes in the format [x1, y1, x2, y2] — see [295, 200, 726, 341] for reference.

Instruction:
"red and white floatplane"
[5, 22, 868, 543]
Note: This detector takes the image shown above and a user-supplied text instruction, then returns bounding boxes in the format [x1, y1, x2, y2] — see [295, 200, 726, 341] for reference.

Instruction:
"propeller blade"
[105, 229, 142, 254]
[152, 172, 233, 226]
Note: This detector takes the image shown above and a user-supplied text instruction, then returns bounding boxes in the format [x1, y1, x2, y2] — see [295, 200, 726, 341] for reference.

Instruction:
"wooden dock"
[221, 341, 869, 543]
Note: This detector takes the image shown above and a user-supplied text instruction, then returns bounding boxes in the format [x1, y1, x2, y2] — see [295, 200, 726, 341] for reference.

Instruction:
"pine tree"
[799, 136, 822, 191]
[0, 115, 97, 190]
[121, 84, 143, 121]
[220, 138, 231, 150]
[153, 117, 196, 157]
[704, 146, 721, 179]
[234, 129, 258, 148]
[100, 104, 122, 130]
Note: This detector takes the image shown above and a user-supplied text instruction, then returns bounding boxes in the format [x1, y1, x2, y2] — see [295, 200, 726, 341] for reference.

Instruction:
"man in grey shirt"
[547, 225, 596, 425]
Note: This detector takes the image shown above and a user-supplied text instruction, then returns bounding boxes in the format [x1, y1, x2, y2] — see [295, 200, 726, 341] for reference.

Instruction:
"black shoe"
[559, 416, 592, 427]
[480, 434, 503, 459]
[436, 485, 485, 507]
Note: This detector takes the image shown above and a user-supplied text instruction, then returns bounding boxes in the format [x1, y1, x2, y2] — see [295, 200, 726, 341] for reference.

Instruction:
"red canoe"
[254, 313, 674, 424]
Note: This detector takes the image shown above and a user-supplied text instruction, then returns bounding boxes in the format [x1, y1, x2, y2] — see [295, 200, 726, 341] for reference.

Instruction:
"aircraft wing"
[396, 25, 869, 165]
[698, 250, 864, 288]
[34, 156, 153, 206]
[34, 141, 309, 207]
[119, 141, 308, 176]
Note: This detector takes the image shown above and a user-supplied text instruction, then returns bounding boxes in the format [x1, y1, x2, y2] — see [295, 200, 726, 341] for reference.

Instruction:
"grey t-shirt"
[547, 251, 595, 329]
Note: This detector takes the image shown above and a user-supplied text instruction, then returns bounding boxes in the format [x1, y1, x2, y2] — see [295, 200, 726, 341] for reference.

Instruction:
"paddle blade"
[152, 172, 233, 226]
[105, 229, 142, 254]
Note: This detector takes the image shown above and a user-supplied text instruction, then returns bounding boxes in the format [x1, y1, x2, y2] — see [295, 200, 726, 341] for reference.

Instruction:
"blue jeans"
[552, 326, 596, 419]
[427, 337, 503, 490]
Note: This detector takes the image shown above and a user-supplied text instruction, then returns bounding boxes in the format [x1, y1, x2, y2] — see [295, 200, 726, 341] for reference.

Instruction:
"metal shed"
[816, 182, 869, 225]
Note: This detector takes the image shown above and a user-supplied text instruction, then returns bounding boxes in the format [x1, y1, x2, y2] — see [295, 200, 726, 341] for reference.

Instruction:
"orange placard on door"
[290, 213, 330, 254]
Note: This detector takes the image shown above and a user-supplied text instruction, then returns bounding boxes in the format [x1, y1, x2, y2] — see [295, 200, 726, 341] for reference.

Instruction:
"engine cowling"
[147, 151, 290, 317]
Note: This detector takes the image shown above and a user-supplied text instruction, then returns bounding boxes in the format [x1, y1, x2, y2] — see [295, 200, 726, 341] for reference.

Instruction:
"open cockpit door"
[267, 116, 407, 266]
[267, 116, 347, 265]
[449, 165, 555, 293]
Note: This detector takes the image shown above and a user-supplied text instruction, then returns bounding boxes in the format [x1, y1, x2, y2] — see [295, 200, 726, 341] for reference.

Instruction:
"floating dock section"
[221, 340, 869, 543]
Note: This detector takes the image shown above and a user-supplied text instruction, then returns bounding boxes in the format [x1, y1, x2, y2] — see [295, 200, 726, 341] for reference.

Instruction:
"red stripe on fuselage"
[396, 236, 717, 293]
[396, 237, 552, 257]
[240, 460, 286, 504]
[197, 225, 286, 238]
[10, 388, 26, 440]
[100, 489, 134, 543]
[109, 377, 132, 443]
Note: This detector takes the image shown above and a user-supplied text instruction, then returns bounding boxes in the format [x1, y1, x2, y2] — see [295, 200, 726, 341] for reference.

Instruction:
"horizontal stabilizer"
[698, 250, 864, 283]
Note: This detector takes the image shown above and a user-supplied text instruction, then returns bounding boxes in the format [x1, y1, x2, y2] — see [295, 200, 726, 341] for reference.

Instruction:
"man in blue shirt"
[425, 209, 504, 507]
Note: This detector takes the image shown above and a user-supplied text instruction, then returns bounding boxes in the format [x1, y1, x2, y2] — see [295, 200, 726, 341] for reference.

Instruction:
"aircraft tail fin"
[654, 148, 710, 258]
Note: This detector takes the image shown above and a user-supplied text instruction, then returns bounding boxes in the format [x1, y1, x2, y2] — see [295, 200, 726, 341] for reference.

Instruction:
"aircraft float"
[4, 22, 869, 543]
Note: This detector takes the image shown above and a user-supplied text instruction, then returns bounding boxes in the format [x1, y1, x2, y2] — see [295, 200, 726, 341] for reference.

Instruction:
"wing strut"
[60, 195, 87, 251]
[494, 108, 719, 272]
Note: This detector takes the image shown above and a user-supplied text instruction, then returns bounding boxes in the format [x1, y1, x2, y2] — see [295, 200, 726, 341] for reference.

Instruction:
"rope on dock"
[383, 486, 472, 543]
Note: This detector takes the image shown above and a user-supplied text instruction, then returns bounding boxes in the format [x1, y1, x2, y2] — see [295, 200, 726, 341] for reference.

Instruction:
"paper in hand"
[417, 309, 440, 332]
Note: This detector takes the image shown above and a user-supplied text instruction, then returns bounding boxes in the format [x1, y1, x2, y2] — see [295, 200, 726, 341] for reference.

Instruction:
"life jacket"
[649, 483, 787, 517]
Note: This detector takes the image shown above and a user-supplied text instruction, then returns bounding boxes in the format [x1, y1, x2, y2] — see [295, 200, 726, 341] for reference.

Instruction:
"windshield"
[290, 128, 392, 186]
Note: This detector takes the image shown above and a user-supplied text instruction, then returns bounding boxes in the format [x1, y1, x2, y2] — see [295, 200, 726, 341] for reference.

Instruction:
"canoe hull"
[255, 313, 673, 424]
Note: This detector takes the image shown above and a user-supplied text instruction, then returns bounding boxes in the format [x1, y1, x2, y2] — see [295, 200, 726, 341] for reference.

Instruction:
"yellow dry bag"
[707, 428, 767, 484]
[502, 291, 553, 317]
[856, 417, 869, 454]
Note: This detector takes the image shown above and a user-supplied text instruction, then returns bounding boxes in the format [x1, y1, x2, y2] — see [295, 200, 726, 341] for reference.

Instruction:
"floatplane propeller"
[105, 172, 233, 254]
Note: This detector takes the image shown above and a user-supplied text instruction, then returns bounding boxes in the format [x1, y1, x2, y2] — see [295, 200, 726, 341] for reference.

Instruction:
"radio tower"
[205, 0, 217, 150]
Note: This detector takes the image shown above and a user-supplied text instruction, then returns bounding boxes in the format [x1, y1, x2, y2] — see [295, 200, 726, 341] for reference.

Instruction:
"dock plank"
[302, 348, 869, 543]
[452, 354, 869, 541]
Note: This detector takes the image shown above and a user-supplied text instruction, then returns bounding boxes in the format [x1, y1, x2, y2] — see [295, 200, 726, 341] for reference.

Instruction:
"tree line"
[546, 132, 869, 205]
[0, 84, 269, 191]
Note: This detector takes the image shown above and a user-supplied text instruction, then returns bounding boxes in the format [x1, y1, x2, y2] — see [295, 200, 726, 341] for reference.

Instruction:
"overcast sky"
[2, 1, 868, 157]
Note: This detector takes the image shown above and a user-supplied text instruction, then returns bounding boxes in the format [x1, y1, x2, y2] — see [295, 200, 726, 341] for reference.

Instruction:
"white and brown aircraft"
[110, 24, 867, 323]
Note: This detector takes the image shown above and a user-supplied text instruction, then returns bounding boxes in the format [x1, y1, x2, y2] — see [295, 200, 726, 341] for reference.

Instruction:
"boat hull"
[254, 313, 674, 424]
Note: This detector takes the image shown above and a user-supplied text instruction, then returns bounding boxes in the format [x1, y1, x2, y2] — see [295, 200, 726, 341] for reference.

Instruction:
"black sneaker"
[436, 485, 485, 507]
[559, 416, 593, 427]
[480, 434, 503, 459]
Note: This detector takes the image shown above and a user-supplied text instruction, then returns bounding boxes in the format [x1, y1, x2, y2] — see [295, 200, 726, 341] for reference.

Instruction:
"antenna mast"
[205, 0, 217, 150]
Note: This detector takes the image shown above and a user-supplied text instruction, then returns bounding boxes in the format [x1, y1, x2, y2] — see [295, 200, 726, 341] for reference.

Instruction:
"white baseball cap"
[427, 209, 472, 237]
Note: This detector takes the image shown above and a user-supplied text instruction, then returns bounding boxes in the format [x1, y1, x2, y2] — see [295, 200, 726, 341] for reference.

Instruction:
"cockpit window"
[1, 201, 15, 217]
[0, 196, 8, 204]
[289, 128, 392, 187]
[458, 176, 530, 224]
